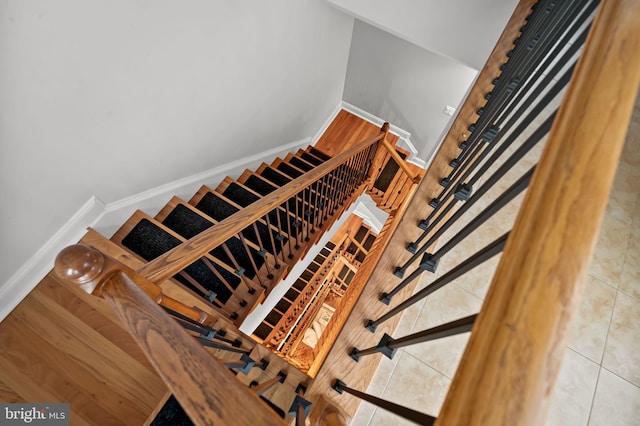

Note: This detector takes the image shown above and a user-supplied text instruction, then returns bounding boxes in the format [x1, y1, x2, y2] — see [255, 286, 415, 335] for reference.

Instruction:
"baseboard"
[0, 196, 106, 322]
[104, 136, 312, 214]
[311, 101, 344, 145]
[341, 101, 426, 168]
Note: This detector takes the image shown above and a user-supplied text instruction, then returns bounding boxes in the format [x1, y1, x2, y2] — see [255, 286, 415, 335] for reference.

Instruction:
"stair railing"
[53, 122, 388, 425]
[438, 0, 640, 423]
[136, 128, 385, 285]
[328, 0, 640, 424]
[54, 244, 285, 426]
[263, 233, 349, 355]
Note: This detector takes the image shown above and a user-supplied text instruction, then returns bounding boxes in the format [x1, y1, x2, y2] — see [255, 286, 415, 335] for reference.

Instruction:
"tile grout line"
[586, 366, 602, 426]
[601, 364, 640, 390]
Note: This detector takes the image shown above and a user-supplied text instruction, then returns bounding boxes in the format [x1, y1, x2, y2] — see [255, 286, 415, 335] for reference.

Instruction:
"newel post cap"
[54, 244, 106, 293]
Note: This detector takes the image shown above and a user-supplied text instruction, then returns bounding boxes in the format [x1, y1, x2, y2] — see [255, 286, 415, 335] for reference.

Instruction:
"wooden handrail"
[137, 129, 386, 283]
[54, 244, 284, 426]
[437, 0, 640, 424]
[378, 123, 422, 183]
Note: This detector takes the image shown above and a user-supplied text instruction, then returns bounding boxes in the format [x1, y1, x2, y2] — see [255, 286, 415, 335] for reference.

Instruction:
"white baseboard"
[341, 101, 427, 168]
[104, 137, 312, 214]
[311, 101, 344, 145]
[0, 196, 106, 322]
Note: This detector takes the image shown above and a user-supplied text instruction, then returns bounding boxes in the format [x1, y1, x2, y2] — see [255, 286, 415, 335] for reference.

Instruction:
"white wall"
[326, 0, 519, 70]
[0, 0, 354, 287]
[343, 20, 477, 162]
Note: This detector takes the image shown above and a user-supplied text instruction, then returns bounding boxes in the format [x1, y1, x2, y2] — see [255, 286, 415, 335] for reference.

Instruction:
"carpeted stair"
[110, 144, 371, 326]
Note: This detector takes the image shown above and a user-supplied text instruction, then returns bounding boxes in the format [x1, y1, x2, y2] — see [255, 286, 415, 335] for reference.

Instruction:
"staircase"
[46, 118, 424, 425]
[2, 0, 637, 425]
[254, 217, 380, 373]
[108, 144, 376, 326]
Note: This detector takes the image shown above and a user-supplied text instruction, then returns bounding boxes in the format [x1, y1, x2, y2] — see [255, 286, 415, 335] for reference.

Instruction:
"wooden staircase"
[253, 216, 381, 374]
[108, 144, 369, 326]
[3, 0, 638, 425]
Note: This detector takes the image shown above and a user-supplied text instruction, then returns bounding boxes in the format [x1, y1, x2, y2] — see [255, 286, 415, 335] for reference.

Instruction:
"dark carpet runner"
[121, 219, 238, 303]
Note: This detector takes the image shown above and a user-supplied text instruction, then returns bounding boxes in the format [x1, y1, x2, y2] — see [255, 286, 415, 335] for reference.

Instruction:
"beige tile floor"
[351, 95, 640, 425]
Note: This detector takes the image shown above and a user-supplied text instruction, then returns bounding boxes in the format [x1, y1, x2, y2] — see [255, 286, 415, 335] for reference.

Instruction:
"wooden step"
[154, 197, 270, 285]
[272, 158, 304, 179]
[298, 148, 324, 166]
[189, 186, 289, 260]
[111, 210, 258, 323]
[284, 153, 315, 172]
[308, 146, 331, 161]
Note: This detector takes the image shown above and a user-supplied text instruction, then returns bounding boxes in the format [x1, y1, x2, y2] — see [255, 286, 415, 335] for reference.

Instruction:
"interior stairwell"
[2, 0, 638, 424]
[0, 110, 423, 424]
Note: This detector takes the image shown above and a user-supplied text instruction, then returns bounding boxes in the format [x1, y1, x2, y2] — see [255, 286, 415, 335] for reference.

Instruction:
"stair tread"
[309, 146, 331, 161]
[160, 203, 265, 280]
[288, 156, 314, 172]
[192, 190, 284, 257]
[244, 174, 277, 196]
[222, 182, 261, 207]
[275, 161, 303, 179]
[259, 166, 292, 186]
[119, 216, 241, 304]
[300, 151, 324, 166]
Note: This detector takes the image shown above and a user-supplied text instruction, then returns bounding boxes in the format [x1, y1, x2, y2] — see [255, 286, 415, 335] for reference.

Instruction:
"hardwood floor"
[0, 272, 167, 425]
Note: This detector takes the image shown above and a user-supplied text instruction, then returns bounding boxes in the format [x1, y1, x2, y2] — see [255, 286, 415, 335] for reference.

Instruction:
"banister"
[137, 129, 386, 283]
[55, 244, 284, 426]
[378, 122, 422, 184]
[437, 0, 640, 424]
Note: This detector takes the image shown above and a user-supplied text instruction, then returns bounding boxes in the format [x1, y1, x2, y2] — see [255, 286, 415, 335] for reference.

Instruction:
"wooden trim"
[437, 1, 640, 424]
[137, 131, 385, 283]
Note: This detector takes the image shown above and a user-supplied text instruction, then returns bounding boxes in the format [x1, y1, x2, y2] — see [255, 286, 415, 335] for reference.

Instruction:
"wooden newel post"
[55, 244, 112, 296]
[372, 122, 422, 184]
[55, 244, 205, 323]
[54, 244, 285, 426]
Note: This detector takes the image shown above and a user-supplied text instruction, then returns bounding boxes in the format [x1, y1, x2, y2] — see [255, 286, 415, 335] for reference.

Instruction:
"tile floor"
[350, 95, 640, 425]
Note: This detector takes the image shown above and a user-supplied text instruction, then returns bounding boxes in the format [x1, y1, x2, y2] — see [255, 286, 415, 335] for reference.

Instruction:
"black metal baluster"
[238, 231, 268, 284]
[403, 166, 534, 280]
[201, 257, 247, 307]
[223, 353, 257, 375]
[396, 111, 556, 277]
[264, 214, 282, 267]
[248, 224, 275, 279]
[368, 234, 507, 330]
[289, 384, 312, 426]
[177, 271, 238, 319]
[332, 380, 435, 426]
[353, 314, 477, 360]
[220, 243, 257, 295]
